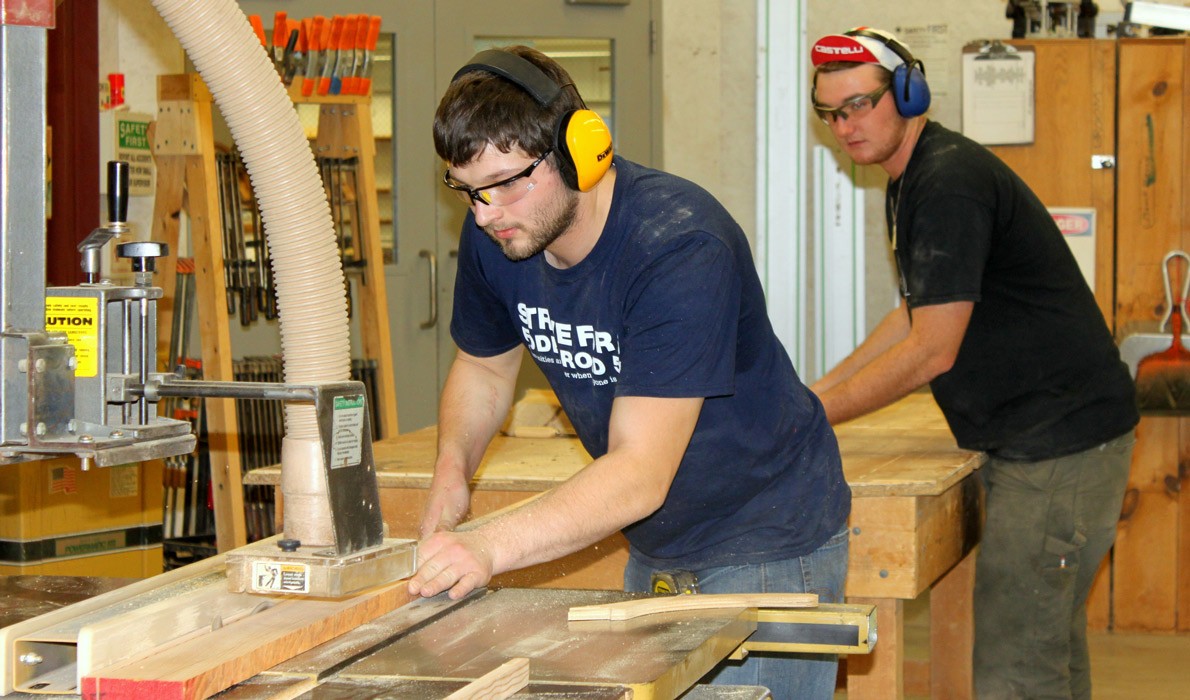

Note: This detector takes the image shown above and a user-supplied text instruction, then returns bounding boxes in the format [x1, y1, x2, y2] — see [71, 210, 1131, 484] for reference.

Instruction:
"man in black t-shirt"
[808, 27, 1138, 700]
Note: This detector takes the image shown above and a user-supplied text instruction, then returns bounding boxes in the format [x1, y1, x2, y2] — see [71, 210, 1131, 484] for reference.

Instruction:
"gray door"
[235, 1, 655, 432]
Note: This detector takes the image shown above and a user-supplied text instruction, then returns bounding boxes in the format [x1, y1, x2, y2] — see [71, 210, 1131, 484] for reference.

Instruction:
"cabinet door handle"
[419, 249, 438, 329]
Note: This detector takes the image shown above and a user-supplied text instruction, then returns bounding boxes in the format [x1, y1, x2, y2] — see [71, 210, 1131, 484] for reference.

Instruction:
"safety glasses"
[813, 84, 891, 125]
[443, 150, 553, 207]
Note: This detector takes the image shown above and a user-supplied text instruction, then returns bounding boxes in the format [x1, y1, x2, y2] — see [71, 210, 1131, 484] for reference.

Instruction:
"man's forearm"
[420, 348, 523, 536]
[816, 340, 931, 424]
[816, 301, 972, 425]
[436, 349, 522, 480]
[461, 395, 700, 575]
[812, 304, 911, 394]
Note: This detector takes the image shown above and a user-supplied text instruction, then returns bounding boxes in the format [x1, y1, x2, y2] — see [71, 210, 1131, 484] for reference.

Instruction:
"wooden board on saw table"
[340, 588, 752, 700]
[80, 579, 418, 699]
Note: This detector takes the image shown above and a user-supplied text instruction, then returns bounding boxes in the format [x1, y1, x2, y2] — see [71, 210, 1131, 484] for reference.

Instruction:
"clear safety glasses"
[443, 150, 553, 207]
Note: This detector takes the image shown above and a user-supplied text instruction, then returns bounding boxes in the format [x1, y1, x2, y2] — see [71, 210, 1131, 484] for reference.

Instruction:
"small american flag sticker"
[49, 465, 77, 495]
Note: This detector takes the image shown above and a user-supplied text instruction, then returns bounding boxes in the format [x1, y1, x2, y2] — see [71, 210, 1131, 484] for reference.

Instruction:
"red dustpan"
[1122, 251, 1190, 414]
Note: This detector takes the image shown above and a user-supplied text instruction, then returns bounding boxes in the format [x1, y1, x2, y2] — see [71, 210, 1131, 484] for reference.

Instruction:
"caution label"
[45, 296, 99, 377]
[251, 561, 310, 594]
[330, 394, 365, 468]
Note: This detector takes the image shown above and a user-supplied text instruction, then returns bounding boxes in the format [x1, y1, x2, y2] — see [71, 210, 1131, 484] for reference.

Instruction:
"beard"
[484, 188, 580, 262]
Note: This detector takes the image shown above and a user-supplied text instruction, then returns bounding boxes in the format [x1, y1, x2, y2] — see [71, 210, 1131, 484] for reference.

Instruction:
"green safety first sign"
[114, 112, 154, 196]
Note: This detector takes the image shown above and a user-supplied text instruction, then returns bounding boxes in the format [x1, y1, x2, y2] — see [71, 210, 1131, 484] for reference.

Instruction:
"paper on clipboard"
[961, 40, 1034, 145]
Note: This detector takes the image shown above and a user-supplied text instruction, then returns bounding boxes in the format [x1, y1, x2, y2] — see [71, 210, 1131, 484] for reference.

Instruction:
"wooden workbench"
[244, 391, 983, 699]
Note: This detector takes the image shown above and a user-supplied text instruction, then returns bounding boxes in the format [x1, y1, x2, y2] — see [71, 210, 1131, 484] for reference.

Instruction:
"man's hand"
[418, 469, 472, 538]
[408, 529, 495, 599]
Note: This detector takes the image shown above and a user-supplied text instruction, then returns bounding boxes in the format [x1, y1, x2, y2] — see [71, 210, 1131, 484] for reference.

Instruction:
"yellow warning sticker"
[251, 561, 310, 594]
[45, 297, 99, 378]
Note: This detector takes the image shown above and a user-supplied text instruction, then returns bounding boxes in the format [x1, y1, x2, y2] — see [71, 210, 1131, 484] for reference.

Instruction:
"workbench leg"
[847, 597, 903, 699]
[930, 549, 975, 699]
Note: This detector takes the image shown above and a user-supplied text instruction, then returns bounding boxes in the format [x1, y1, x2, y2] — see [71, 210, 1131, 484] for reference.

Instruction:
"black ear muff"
[453, 49, 614, 191]
[844, 29, 932, 118]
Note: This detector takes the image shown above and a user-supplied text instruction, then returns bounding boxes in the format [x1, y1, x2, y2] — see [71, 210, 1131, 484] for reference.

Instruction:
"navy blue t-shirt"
[451, 157, 850, 569]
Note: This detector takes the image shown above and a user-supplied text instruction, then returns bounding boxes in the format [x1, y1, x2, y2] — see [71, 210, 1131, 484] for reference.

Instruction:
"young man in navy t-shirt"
[407, 45, 850, 698]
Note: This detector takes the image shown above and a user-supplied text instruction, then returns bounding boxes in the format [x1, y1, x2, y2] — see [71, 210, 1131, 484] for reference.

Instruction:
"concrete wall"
[659, 0, 758, 237]
[98, 0, 186, 242]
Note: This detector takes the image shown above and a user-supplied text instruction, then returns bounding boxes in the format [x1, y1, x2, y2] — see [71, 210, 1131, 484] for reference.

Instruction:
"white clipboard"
[961, 40, 1035, 146]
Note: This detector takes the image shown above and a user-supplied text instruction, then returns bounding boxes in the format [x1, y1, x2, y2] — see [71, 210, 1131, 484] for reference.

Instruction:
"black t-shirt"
[887, 121, 1137, 460]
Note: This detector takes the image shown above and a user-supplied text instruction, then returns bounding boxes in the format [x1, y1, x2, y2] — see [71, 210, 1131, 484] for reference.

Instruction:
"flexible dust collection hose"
[151, 0, 350, 546]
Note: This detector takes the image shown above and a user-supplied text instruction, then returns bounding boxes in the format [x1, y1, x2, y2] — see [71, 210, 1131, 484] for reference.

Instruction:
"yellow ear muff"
[561, 109, 614, 192]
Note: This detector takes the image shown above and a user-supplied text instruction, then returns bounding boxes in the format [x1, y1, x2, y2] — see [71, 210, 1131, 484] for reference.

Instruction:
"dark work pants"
[973, 431, 1135, 700]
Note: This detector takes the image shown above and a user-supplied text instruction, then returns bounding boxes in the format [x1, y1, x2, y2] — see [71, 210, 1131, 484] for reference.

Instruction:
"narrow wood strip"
[444, 658, 530, 700]
[567, 593, 818, 622]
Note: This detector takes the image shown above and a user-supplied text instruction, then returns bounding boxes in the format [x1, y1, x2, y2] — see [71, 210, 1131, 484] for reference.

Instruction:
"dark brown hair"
[434, 45, 584, 173]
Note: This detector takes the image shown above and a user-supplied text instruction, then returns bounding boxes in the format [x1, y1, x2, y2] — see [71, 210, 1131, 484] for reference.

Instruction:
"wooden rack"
[150, 74, 398, 551]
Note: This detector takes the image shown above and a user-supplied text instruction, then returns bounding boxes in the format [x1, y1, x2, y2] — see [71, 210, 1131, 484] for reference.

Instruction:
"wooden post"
[847, 598, 904, 699]
[152, 74, 247, 552]
[930, 551, 975, 699]
[307, 91, 400, 439]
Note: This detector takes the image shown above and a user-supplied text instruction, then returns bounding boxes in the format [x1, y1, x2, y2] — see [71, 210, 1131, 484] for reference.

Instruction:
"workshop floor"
[833, 595, 1190, 699]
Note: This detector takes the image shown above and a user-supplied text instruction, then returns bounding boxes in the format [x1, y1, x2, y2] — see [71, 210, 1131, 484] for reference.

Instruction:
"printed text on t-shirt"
[518, 303, 621, 384]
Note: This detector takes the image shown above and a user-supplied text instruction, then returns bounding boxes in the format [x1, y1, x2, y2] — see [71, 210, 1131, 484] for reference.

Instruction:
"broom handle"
[1158, 250, 1190, 334]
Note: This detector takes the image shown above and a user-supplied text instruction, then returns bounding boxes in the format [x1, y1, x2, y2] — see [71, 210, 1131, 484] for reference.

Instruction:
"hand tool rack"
[149, 74, 399, 553]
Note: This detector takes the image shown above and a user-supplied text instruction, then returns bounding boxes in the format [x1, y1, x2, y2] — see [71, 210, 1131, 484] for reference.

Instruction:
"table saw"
[0, 567, 875, 699]
[246, 392, 985, 699]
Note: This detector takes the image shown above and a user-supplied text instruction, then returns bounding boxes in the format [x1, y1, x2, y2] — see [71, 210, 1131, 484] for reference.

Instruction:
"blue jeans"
[624, 525, 849, 699]
[974, 432, 1135, 700]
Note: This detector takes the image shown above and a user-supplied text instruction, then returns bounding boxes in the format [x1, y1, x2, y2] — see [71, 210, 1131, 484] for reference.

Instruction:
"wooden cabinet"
[991, 38, 1190, 633]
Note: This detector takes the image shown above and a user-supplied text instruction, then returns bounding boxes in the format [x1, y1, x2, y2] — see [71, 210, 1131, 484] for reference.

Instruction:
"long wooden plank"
[80, 580, 417, 700]
[1115, 39, 1186, 337]
[567, 593, 818, 622]
[1178, 37, 1190, 637]
[0, 555, 227, 695]
[1181, 414, 1190, 632]
[76, 579, 266, 678]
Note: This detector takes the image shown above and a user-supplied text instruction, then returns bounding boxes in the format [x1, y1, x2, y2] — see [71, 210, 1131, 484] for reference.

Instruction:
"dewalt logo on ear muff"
[558, 109, 613, 192]
[452, 49, 614, 192]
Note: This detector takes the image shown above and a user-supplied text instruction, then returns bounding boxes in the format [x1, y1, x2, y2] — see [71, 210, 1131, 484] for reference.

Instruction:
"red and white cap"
[810, 27, 907, 72]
